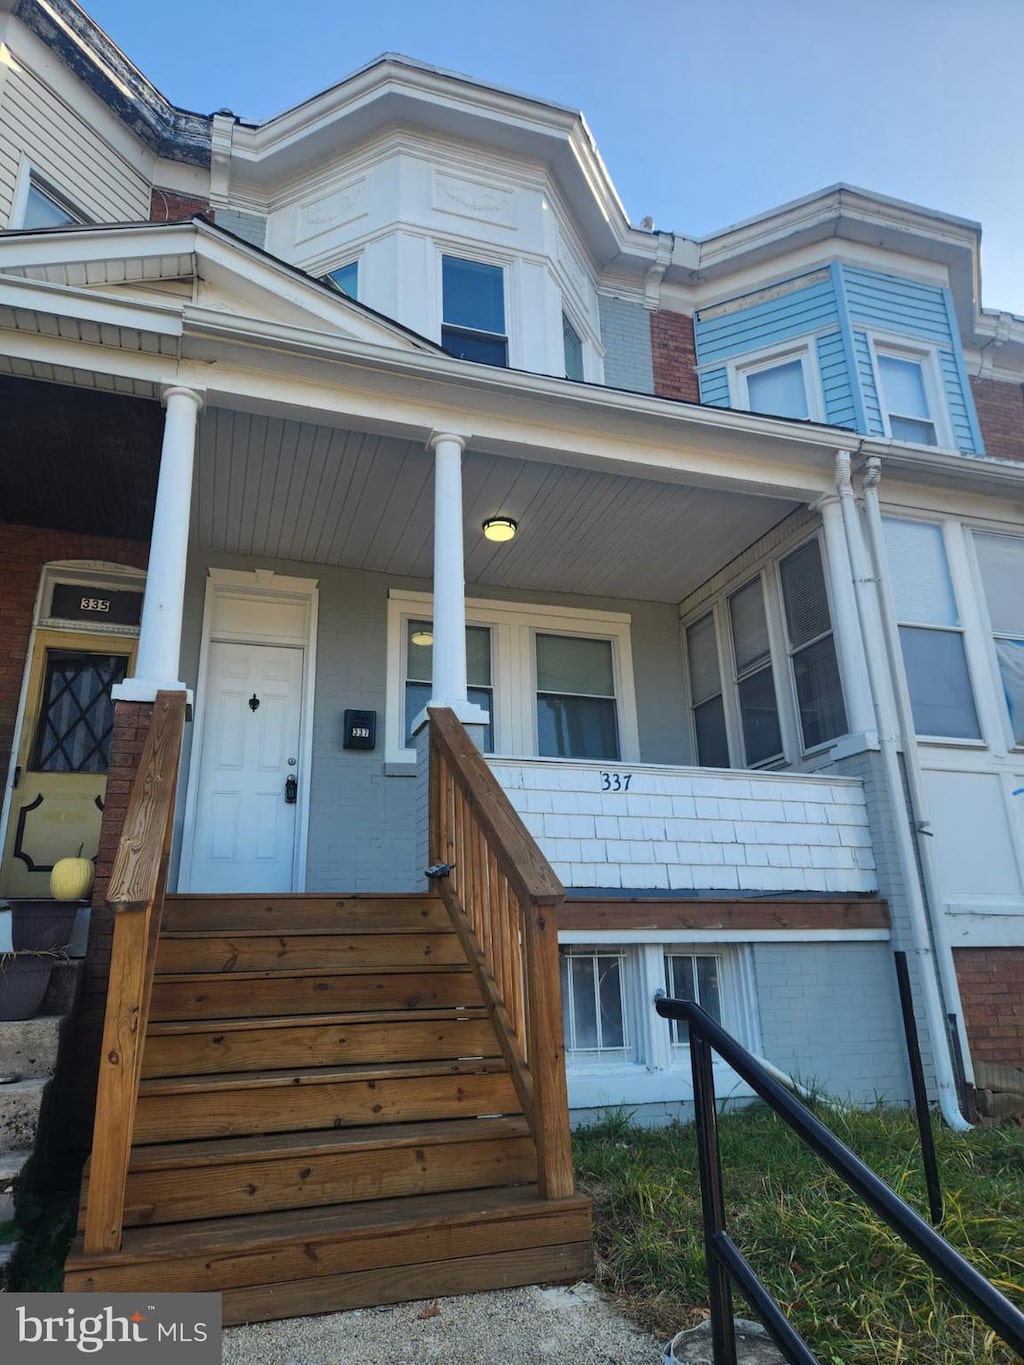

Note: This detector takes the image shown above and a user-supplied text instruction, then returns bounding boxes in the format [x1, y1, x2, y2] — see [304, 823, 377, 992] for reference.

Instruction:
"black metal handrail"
[655, 997, 1024, 1365]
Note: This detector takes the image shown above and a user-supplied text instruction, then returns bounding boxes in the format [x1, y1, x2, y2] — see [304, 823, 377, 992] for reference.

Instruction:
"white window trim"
[10, 158, 86, 230]
[867, 334, 953, 450]
[386, 589, 640, 765]
[726, 341, 824, 422]
[561, 942, 759, 1111]
[436, 244, 513, 366]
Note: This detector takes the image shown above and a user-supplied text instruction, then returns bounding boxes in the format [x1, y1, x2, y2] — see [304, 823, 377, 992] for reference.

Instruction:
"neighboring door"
[188, 642, 304, 893]
[0, 631, 136, 897]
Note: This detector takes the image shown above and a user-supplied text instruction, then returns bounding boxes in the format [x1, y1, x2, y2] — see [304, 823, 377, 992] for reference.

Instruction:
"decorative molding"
[295, 178, 368, 243]
[433, 171, 515, 228]
[557, 233, 590, 309]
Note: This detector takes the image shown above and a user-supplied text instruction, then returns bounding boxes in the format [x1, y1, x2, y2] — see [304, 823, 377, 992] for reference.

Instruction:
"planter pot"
[7, 899, 81, 952]
[0, 956, 53, 1021]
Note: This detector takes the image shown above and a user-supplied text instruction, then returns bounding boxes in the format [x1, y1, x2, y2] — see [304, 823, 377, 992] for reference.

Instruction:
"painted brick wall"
[954, 948, 1024, 1065]
[598, 296, 654, 394]
[149, 187, 212, 222]
[216, 208, 268, 250]
[0, 524, 149, 775]
[650, 310, 700, 403]
[175, 550, 688, 893]
[970, 377, 1024, 462]
[491, 760, 876, 893]
[754, 942, 910, 1102]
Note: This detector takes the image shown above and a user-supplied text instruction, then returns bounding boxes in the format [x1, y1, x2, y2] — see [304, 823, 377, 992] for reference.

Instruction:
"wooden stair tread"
[112, 1116, 533, 1172]
[68, 1183, 587, 1265]
[138, 1057, 510, 1096]
[158, 928, 458, 940]
[145, 1006, 487, 1036]
[152, 963, 471, 984]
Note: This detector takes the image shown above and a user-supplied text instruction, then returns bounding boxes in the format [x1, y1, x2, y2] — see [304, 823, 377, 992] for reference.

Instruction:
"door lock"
[284, 774, 298, 804]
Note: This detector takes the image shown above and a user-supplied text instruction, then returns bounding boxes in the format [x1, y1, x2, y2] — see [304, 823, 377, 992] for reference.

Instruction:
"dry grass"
[573, 1104, 1024, 1363]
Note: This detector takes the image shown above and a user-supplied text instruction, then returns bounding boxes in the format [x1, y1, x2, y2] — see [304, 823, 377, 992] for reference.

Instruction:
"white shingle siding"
[492, 759, 876, 893]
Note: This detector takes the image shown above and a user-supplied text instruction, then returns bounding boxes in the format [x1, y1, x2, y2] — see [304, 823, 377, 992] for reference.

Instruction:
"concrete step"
[39, 960, 82, 1017]
[0, 1078, 49, 1151]
[0, 1016, 63, 1080]
[0, 1150, 32, 1222]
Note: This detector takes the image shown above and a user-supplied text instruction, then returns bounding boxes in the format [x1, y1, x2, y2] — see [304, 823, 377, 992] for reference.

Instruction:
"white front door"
[189, 642, 304, 893]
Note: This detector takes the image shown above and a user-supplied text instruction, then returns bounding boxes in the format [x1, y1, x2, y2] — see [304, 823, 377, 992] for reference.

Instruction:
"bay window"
[730, 346, 819, 421]
[441, 255, 507, 366]
[875, 352, 938, 446]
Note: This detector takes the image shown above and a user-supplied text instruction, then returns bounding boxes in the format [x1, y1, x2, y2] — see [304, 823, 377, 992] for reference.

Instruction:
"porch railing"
[82, 690, 187, 1254]
[655, 996, 1024, 1365]
[427, 707, 575, 1199]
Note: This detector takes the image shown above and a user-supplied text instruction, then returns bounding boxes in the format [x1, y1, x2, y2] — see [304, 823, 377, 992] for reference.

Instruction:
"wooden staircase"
[65, 891, 592, 1320]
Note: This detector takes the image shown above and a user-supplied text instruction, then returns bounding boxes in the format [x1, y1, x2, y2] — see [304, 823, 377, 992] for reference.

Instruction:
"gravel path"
[222, 1283, 662, 1364]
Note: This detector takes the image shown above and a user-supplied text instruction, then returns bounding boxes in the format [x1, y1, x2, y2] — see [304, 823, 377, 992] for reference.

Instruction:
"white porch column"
[814, 488, 875, 738]
[425, 430, 487, 728]
[114, 385, 203, 701]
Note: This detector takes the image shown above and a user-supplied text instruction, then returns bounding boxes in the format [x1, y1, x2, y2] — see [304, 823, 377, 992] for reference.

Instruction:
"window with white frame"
[441, 255, 507, 366]
[728, 577, 783, 766]
[973, 532, 1024, 746]
[404, 620, 493, 750]
[326, 260, 358, 299]
[874, 348, 942, 447]
[560, 948, 630, 1061]
[779, 538, 848, 750]
[883, 518, 980, 739]
[536, 634, 619, 761]
[562, 312, 584, 381]
[19, 173, 84, 230]
[664, 952, 723, 1046]
[685, 612, 730, 768]
[386, 591, 639, 764]
[731, 347, 819, 421]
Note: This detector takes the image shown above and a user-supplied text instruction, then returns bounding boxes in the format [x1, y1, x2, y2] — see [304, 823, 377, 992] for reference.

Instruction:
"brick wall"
[955, 948, 1024, 1066]
[970, 376, 1024, 462]
[149, 187, 213, 223]
[0, 525, 149, 774]
[650, 309, 699, 403]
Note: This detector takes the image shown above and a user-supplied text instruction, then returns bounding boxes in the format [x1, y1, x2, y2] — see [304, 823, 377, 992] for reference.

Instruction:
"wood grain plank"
[154, 932, 466, 975]
[558, 897, 891, 932]
[161, 894, 449, 935]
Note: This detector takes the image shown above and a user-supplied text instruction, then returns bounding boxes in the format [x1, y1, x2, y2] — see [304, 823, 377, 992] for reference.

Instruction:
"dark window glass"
[31, 652, 129, 773]
[665, 954, 722, 1045]
[404, 621, 493, 749]
[737, 668, 783, 765]
[327, 261, 358, 298]
[792, 637, 846, 749]
[563, 313, 584, 380]
[442, 256, 507, 368]
[536, 634, 619, 760]
[693, 695, 730, 768]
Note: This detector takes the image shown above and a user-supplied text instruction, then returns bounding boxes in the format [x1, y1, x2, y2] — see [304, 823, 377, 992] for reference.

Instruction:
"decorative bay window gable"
[385, 590, 639, 765]
[972, 532, 1024, 747]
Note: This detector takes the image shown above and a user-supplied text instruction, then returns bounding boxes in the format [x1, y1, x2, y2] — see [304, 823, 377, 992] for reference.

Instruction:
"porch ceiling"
[194, 408, 799, 602]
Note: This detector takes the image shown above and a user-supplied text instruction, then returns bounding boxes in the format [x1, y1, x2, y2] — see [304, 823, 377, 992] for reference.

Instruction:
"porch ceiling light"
[410, 629, 434, 647]
[482, 516, 517, 543]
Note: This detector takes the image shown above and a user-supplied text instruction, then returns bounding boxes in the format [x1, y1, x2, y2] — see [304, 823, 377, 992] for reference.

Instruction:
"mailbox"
[343, 709, 377, 750]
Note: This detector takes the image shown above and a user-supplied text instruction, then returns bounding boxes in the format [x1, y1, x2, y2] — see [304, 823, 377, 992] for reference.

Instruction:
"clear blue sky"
[84, 0, 1024, 315]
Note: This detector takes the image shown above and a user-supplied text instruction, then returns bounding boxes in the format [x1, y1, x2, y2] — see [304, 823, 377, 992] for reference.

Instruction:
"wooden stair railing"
[82, 690, 188, 1255]
[427, 706, 574, 1200]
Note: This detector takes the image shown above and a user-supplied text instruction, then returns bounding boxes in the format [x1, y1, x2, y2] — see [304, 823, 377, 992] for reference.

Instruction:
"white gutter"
[834, 450, 971, 1131]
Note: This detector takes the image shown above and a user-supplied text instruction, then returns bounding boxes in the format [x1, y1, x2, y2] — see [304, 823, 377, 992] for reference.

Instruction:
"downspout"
[859, 454, 973, 1124]
[834, 450, 971, 1131]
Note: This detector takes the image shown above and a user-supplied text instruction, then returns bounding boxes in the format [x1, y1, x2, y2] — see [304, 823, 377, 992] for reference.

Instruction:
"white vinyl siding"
[1, 59, 150, 229]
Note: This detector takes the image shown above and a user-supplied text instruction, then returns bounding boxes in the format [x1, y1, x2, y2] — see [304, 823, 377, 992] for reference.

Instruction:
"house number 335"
[600, 772, 632, 791]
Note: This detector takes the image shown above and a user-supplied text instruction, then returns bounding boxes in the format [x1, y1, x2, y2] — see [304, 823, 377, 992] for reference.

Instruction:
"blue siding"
[853, 330, 884, 435]
[699, 366, 730, 407]
[841, 266, 953, 346]
[816, 330, 857, 428]
[939, 349, 978, 452]
[694, 274, 839, 366]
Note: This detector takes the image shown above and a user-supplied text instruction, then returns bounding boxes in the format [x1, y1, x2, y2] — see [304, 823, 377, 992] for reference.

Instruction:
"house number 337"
[600, 772, 632, 791]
